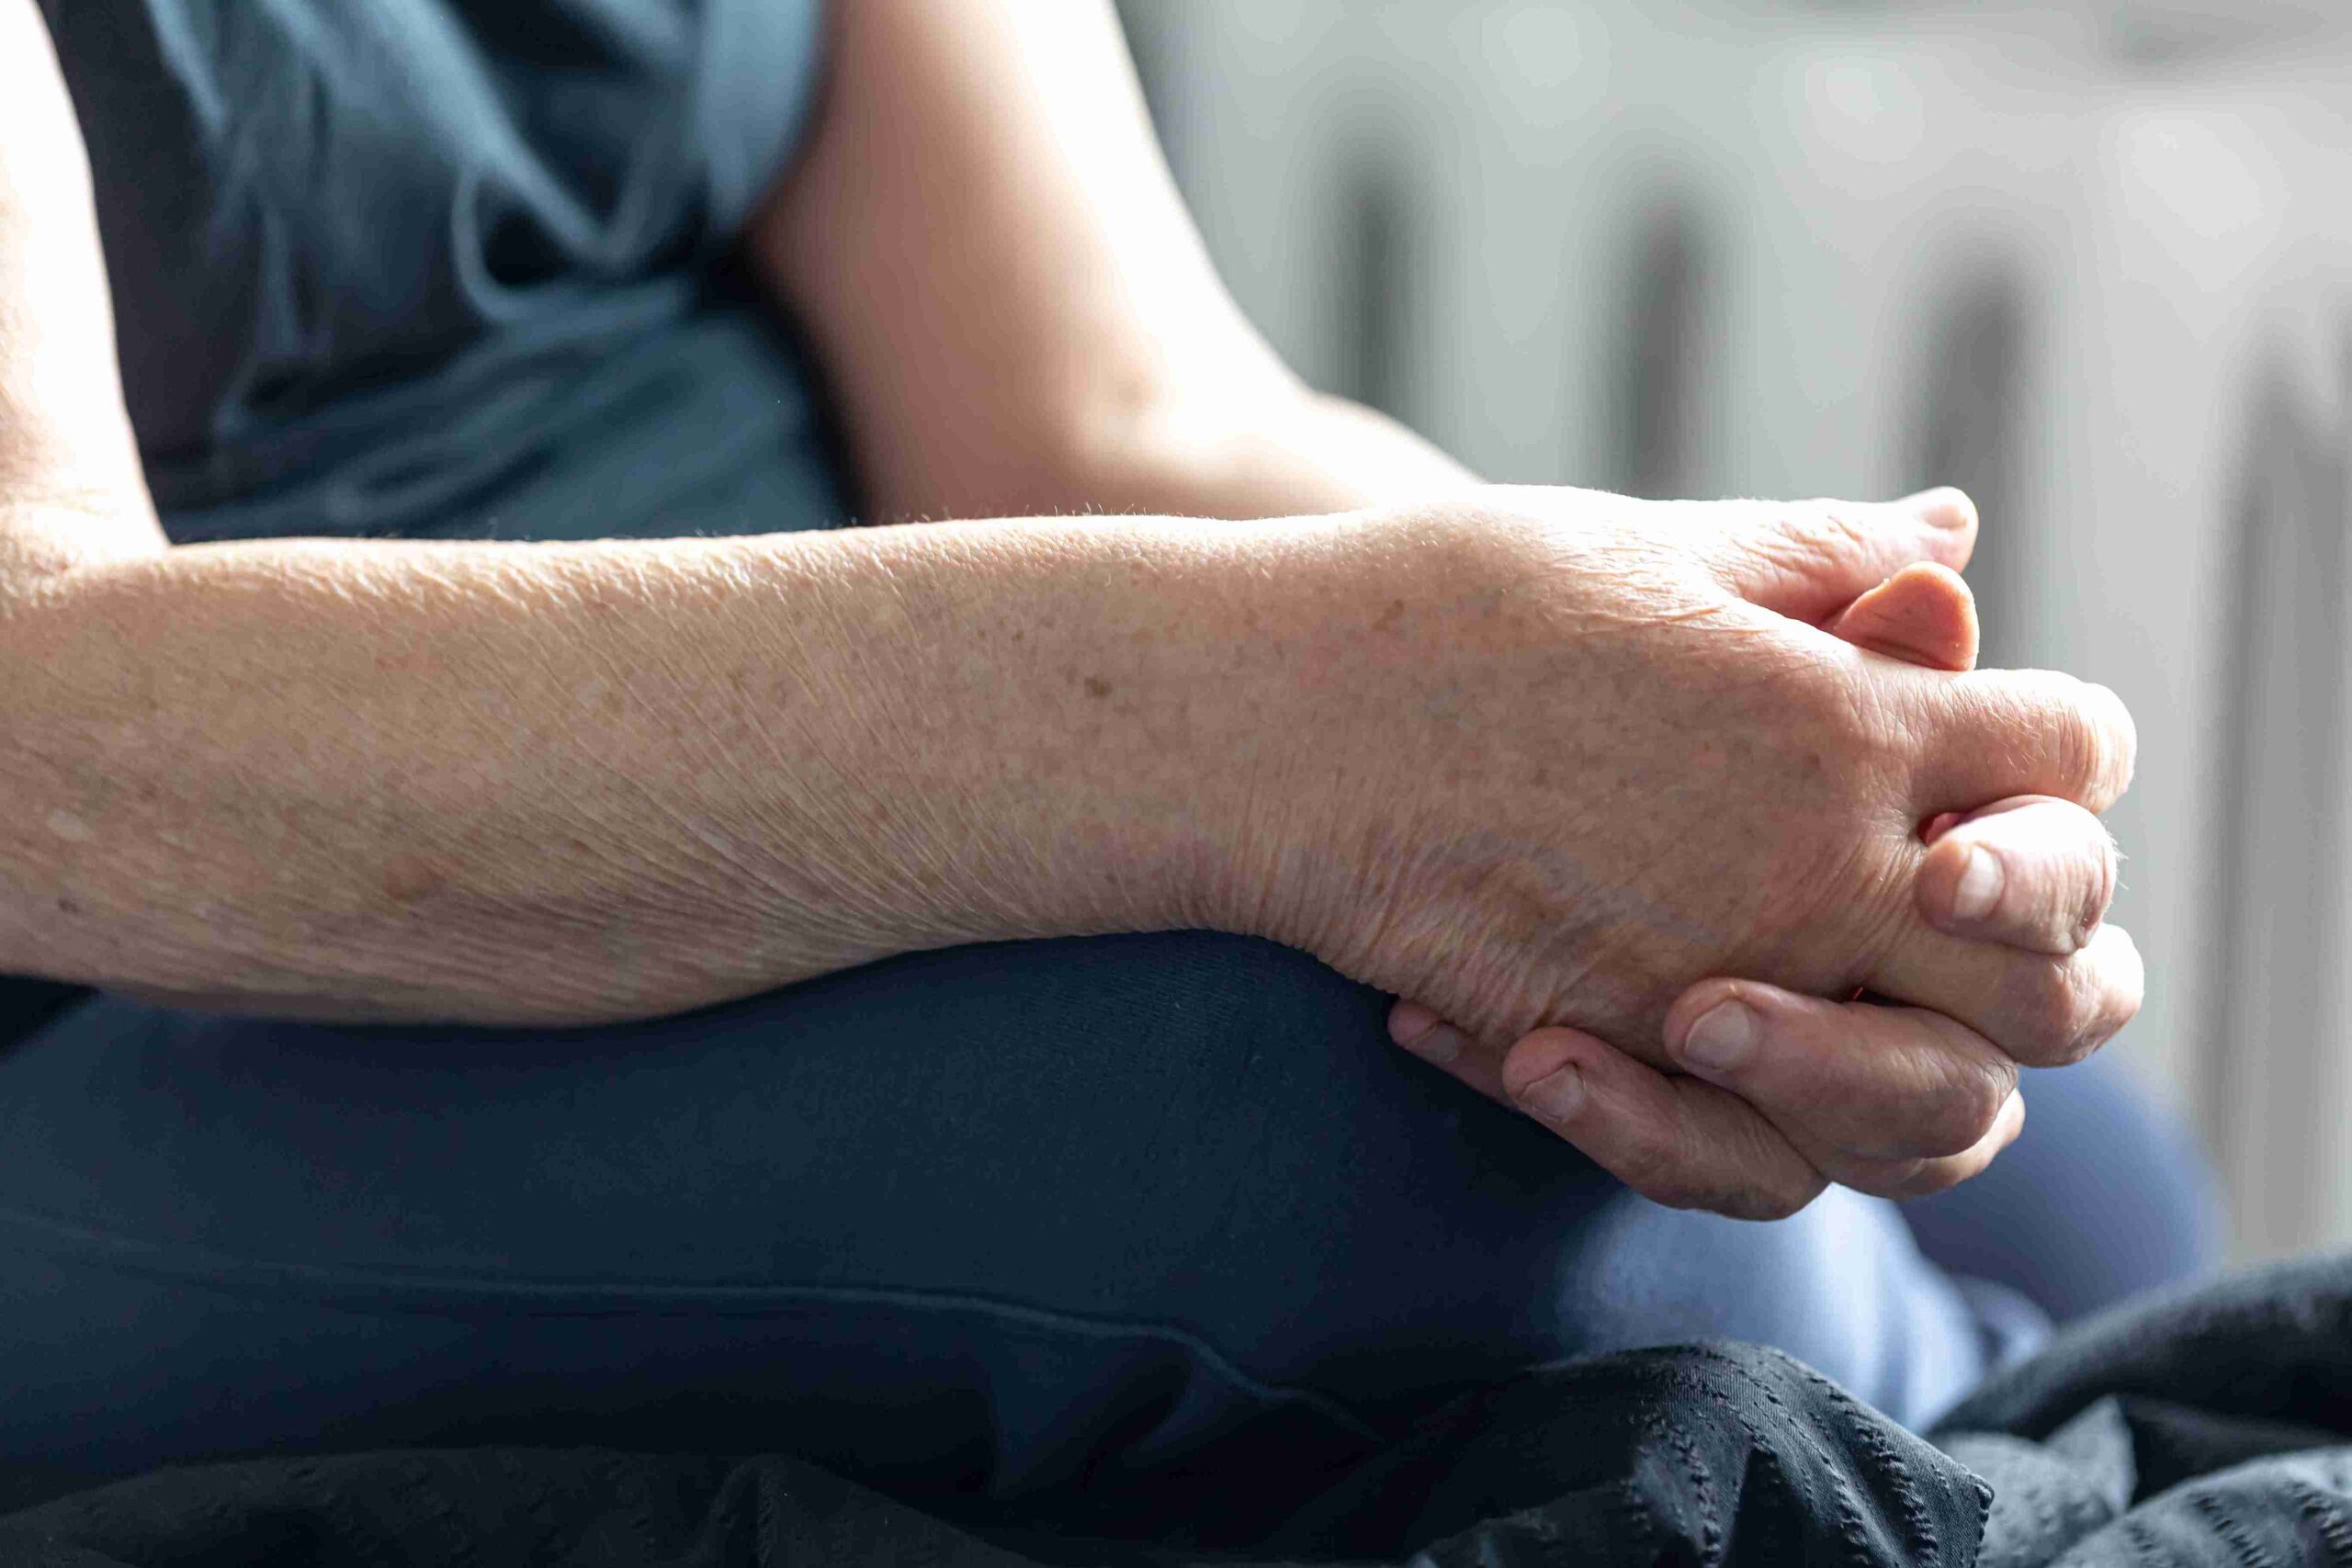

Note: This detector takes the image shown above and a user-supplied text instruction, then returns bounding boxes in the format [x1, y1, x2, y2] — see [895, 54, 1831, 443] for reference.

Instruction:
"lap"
[0, 931, 1994, 1525]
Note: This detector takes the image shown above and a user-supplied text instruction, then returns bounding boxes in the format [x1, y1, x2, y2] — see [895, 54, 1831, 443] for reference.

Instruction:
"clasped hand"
[1242, 486, 2136, 1221]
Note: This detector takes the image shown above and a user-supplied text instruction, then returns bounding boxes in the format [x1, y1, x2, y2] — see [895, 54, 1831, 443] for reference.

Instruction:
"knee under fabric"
[0, 931, 1994, 1524]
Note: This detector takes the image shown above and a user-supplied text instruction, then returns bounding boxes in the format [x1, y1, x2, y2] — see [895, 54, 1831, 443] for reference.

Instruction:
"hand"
[1214, 485, 2137, 1185]
[1387, 545, 2134, 1217]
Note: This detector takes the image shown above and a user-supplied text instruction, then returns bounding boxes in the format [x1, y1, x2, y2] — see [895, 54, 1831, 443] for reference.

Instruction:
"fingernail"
[1401, 1021, 1466, 1066]
[1952, 846, 2005, 920]
[1679, 1001, 1758, 1074]
[1389, 999, 1439, 1041]
[1522, 1064, 1584, 1122]
[1900, 487, 1973, 527]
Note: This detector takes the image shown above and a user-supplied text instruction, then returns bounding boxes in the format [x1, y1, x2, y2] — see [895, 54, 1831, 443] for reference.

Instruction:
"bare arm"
[0, 0, 1310, 1023]
[748, 0, 1472, 525]
[0, 0, 1473, 1029]
[736, 0, 2165, 1224]
[0, 1, 153, 585]
[0, 1, 2140, 1247]
[4, 518, 1336, 1023]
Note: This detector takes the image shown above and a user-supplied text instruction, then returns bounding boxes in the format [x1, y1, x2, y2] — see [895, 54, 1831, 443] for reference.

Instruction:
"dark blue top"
[36, 0, 847, 546]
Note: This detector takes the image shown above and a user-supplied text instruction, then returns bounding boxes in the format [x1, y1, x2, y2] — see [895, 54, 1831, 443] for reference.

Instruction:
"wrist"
[1147, 500, 1498, 945]
[1172, 494, 1576, 965]
[763, 513, 1355, 952]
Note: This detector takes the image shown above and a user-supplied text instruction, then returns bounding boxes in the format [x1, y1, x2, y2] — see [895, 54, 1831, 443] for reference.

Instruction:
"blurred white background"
[1117, 0, 2352, 1260]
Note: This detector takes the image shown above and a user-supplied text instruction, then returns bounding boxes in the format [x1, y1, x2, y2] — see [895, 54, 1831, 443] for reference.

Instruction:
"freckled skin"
[0, 490, 2129, 1064]
[44, 807, 94, 842]
[1202, 492, 2130, 1074]
[0, 1, 2132, 1075]
[380, 854, 443, 904]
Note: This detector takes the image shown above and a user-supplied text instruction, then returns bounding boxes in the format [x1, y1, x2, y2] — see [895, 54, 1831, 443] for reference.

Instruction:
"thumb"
[1824, 560, 1980, 671]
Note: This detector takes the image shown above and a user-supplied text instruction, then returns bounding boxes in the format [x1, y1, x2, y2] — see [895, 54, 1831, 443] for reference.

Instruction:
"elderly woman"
[0, 0, 2211, 1537]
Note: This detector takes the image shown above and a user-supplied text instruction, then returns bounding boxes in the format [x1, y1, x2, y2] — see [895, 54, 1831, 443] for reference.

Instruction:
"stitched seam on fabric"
[0, 1203, 1383, 1441]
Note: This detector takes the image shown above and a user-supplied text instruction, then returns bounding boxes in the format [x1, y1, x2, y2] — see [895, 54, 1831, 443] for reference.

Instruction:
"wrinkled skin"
[1220, 488, 2136, 1103]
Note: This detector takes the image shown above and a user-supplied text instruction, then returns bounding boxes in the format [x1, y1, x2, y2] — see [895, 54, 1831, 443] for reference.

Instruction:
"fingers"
[1393, 999, 1838, 1220]
[1499, 1026, 1830, 1221]
[1891, 810, 2141, 1065]
[1905, 666, 2138, 815]
[1655, 980, 2029, 1200]
[1824, 560, 1979, 671]
[1706, 488, 1978, 624]
[1388, 997, 1510, 1102]
[1662, 981, 2018, 1162]
[1916, 795, 2119, 955]
[1396, 985, 2038, 1213]
[1866, 920, 2143, 1068]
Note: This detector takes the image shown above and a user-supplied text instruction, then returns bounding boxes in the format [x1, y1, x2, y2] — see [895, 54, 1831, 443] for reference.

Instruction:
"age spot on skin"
[381, 853, 444, 903]
[44, 807, 95, 842]
[1083, 675, 1113, 699]
[572, 677, 628, 719]
[1374, 598, 1408, 634]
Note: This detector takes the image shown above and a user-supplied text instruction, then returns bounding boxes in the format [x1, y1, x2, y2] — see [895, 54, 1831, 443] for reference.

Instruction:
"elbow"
[1041, 356, 1324, 520]
[0, 481, 168, 619]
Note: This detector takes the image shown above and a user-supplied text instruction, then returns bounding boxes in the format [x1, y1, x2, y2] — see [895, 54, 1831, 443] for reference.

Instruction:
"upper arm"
[0, 0, 163, 591]
[746, 0, 1300, 523]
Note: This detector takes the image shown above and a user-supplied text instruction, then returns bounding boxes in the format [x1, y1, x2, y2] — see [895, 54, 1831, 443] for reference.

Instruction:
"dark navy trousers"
[0, 932, 2218, 1527]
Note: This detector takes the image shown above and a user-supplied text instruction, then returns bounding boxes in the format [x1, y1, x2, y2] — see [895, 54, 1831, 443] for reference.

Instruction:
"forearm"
[0, 517, 1329, 1023]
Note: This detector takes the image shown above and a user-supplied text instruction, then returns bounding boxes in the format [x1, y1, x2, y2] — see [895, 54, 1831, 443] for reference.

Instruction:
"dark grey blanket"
[4, 1255, 2346, 1566]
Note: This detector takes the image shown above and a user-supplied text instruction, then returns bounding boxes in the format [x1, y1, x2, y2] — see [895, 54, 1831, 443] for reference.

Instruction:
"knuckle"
[1740, 501, 1882, 595]
[1973, 669, 2125, 806]
[1994, 960, 2080, 1066]
[2000, 955, 2104, 1066]
[1723, 1175, 1825, 1223]
[1769, 498, 1845, 550]
[1913, 1062, 2015, 1156]
[2049, 675, 2134, 804]
[2052, 703, 2109, 801]
[1801, 502, 1875, 556]
[2091, 682, 2139, 795]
